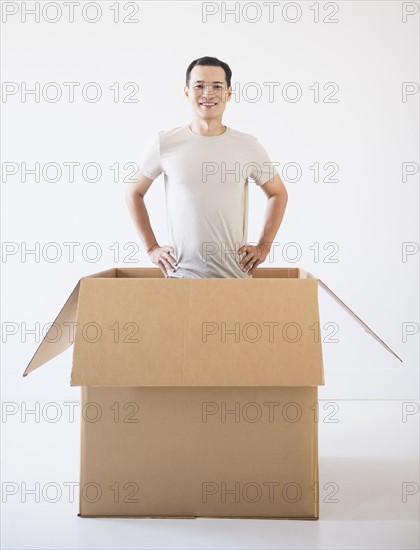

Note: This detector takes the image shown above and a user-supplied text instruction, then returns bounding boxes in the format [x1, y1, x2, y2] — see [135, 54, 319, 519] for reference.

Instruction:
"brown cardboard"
[23, 267, 401, 519]
[79, 386, 319, 519]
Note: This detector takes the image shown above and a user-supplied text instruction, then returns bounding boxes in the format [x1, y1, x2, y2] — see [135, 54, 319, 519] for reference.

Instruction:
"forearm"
[257, 193, 288, 249]
[126, 193, 159, 253]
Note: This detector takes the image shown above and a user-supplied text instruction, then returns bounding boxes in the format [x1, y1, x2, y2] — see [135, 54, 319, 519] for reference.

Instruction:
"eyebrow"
[193, 80, 224, 84]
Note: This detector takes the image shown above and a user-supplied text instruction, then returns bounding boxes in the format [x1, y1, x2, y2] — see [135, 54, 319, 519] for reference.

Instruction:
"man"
[126, 56, 288, 278]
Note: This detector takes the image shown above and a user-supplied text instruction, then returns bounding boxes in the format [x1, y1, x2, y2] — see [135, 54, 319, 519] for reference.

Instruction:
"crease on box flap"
[22, 268, 117, 377]
[316, 277, 402, 362]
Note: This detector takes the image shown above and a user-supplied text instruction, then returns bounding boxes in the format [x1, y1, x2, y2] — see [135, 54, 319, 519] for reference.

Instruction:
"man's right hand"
[148, 244, 178, 277]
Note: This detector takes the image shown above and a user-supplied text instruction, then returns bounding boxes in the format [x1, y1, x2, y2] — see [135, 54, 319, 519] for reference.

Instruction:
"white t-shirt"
[137, 124, 279, 278]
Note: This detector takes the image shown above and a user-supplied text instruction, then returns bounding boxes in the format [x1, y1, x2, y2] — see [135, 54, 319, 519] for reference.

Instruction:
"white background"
[1, 1, 419, 548]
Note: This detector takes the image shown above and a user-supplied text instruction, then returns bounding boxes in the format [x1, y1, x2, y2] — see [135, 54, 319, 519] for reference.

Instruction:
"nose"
[203, 93, 215, 100]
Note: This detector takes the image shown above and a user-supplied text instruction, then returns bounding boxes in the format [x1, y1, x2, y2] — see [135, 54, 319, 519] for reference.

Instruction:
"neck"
[188, 119, 226, 136]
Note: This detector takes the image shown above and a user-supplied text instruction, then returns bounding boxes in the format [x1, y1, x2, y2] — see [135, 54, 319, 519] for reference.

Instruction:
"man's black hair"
[186, 56, 232, 88]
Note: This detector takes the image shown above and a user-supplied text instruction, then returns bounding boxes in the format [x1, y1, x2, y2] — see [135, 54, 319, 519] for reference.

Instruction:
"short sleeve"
[137, 134, 163, 180]
[248, 137, 279, 186]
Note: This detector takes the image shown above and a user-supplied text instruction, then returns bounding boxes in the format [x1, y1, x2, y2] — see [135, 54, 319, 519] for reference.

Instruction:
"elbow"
[280, 185, 288, 204]
[125, 185, 142, 207]
[271, 188, 288, 203]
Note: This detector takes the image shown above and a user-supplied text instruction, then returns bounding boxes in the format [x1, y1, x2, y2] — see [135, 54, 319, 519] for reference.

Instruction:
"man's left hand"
[237, 244, 270, 275]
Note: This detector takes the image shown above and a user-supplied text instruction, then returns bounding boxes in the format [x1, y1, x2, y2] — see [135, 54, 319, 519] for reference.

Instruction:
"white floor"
[2, 397, 419, 550]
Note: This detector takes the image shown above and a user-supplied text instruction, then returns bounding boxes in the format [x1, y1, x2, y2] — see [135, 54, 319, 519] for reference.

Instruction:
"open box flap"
[70, 277, 324, 387]
[23, 268, 117, 377]
[301, 270, 402, 362]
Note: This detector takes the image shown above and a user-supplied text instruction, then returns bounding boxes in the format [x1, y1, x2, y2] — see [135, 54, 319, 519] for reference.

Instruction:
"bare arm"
[256, 172, 288, 249]
[125, 171, 177, 275]
[125, 171, 159, 253]
[238, 172, 288, 274]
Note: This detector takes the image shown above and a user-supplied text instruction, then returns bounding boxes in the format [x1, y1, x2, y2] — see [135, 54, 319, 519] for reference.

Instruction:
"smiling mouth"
[200, 102, 217, 107]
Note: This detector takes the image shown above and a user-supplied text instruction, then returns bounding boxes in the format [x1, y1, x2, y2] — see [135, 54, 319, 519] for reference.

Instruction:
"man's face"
[184, 65, 232, 120]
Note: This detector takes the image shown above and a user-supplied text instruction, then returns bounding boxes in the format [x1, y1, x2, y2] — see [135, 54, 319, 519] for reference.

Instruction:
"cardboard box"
[23, 267, 401, 519]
